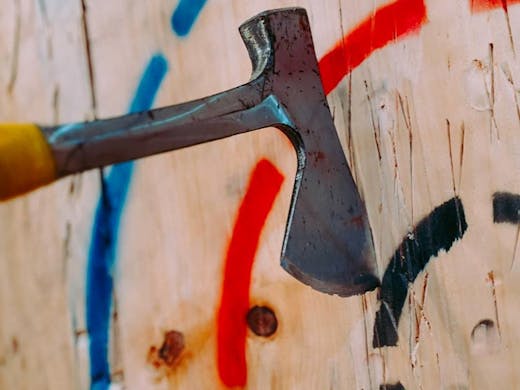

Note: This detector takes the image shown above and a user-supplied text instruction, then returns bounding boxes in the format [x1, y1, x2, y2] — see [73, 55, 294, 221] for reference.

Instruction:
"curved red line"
[217, 159, 284, 386]
[319, 0, 427, 95]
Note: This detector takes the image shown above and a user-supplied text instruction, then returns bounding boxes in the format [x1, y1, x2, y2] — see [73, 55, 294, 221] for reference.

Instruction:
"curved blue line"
[171, 0, 208, 36]
[86, 53, 168, 390]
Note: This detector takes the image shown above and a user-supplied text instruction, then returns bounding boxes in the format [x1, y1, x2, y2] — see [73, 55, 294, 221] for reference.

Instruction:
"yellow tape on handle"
[0, 123, 57, 201]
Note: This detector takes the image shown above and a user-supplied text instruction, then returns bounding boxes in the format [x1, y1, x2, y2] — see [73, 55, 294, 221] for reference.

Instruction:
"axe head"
[239, 8, 379, 296]
[39, 7, 379, 297]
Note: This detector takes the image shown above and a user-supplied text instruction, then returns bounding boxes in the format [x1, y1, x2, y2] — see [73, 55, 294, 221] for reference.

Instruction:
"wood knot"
[247, 306, 278, 337]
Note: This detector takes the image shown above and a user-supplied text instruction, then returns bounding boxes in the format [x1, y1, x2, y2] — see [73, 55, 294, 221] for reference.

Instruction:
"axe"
[0, 8, 379, 296]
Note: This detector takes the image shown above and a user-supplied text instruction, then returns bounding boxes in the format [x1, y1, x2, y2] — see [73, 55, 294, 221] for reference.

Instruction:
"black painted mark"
[373, 197, 467, 348]
[493, 192, 520, 224]
[380, 382, 406, 390]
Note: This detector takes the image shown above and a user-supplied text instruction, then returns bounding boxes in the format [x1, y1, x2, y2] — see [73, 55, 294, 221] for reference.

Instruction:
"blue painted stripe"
[128, 55, 169, 114]
[86, 53, 168, 390]
[171, 0, 208, 36]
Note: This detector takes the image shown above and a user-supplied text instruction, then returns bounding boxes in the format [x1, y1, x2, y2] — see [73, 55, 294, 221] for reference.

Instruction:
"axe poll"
[0, 8, 379, 296]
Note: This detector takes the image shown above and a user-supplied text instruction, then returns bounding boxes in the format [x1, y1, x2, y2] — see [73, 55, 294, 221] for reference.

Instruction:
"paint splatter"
[171, 0, 208, 37]
[471, 0, 520, 12]
[217, 159, 284, 387]
[86, 54, 168, 390]
[319, 0, 427, 94]
[373, 197, 467, 347]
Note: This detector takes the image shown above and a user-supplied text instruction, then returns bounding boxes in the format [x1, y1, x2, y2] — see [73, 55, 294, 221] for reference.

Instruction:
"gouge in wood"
[0, 8, 378, 296]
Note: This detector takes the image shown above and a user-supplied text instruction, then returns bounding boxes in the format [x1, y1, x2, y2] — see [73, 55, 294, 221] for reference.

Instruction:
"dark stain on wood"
[148, 330, 185, 369]
[159, 330, 185, 366]
[11, 337, 18, 353]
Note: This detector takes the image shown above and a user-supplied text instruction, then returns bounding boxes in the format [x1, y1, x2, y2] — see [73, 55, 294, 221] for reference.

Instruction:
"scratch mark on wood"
[398, 92, 414, 223]
[446, 119, 458, 195]
[501, 63, 520, 129]
[488, 43, 500, 140]
[365, 80, 382, 161]
[36, 0, 53, 60]
[500, 64, 520, 127]
[487, 271, 502, 338]
[409, 294, 419, 381]
[409, 280, 434, 388]
[414, 272, 429, 343]
[420, 273, 429, 310]
[7, 0, 21, 94]
[361, 294, 374, 390]
[80, 0, 98, 117]
[347, 74, 357, 182]
[111, 296, 124, 385]
[501, 1, 517, 56]
[337, 0, 346, 55]
[390, 122, 399, 181]
[435, 352, 441, 383]
[512, 226, 520, 270]
[61, 221, 71, 284]
[411, 291, 420, 354]
[335, 0, 358, 182]
[52, 85, 60, 123]
[459, 122, 465, 190]
[398, 93, 413, 133]
[471, 0, 520, 55]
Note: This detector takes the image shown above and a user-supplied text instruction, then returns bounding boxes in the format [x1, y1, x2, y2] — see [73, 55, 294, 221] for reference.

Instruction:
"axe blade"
[240, 9, 379, 296]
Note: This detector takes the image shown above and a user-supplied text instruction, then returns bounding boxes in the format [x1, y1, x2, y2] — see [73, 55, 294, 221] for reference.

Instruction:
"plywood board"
[1, 0, 519, 389]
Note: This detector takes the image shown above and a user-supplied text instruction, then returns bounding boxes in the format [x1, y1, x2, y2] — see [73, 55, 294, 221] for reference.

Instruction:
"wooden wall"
[1, 0, 519, 389]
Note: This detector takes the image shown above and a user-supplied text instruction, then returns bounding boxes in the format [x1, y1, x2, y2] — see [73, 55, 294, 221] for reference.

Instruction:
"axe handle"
[0, 123, 57, 201]
[0, 84, 282, 202]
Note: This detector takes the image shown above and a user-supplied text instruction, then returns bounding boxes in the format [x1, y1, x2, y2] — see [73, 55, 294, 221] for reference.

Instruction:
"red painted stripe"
[319, 0, 428, 95]
[471, 0, 520, 12]
[217, 159, 284, 387]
